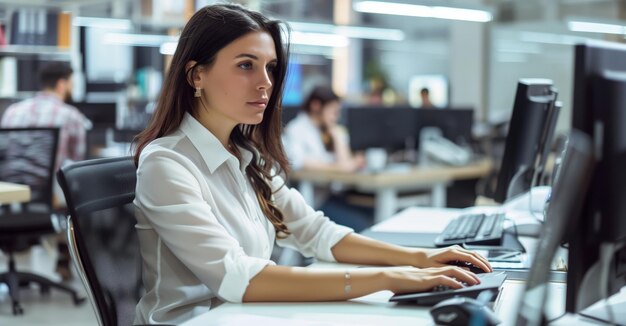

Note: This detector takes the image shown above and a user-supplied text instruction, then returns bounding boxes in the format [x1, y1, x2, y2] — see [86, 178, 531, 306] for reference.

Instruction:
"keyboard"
[389, 272, 507, 306]
[434, 213, 506, 247]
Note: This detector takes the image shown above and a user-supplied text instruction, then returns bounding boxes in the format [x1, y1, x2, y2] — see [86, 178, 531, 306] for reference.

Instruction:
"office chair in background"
[0, 127, 84, 315]
[57, 156, 153, 326]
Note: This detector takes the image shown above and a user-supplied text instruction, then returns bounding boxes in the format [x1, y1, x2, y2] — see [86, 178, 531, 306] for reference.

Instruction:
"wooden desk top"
[0, 181, 31, 204]
[289, 158, 492, 188]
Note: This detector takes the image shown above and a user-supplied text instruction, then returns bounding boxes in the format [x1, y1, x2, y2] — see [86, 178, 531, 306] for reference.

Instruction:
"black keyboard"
[389, 272, 507, 306]
[434, 213, 506, 247]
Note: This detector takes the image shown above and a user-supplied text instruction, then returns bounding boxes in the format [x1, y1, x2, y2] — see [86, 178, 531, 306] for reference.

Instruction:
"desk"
[182, 261, 566, 326]
[291, 159, 492, 223]
[0, 181, 31, 204]
[181, 206, 568, 326]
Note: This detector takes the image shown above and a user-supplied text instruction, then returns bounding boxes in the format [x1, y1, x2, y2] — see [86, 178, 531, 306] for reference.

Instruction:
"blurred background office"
[1, 0, 626, 323]
[1, 0, 624, 157]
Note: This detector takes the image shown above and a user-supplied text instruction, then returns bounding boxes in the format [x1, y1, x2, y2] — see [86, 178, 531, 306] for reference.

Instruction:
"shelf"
[0, 45, 71, 57]
[0, 91, 36, 100]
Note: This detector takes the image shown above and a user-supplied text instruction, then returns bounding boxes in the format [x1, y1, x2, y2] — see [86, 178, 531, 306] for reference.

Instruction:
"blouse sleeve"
[136, 149, 274, 303]
[271, 173, 353, 261]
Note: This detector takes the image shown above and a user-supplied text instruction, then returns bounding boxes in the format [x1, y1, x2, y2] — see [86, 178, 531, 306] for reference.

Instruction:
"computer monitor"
[414, 108, 474, 150]
[567, 40, 626, 319]
[532, 100, 561, 187]
[345, 106, 417, 152]
[71, 102, 116, 129]
[493, 79, 558, 203]
[515, 131, 594, 325]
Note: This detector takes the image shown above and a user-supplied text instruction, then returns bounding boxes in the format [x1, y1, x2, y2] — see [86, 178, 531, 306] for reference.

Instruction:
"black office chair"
[0, 127, 84, 315]
[57, 156, 155, 326]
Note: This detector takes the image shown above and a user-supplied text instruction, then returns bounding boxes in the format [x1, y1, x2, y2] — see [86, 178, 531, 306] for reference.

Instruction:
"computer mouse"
[430, 297, 501, 326]
[449, 260, 488, 274]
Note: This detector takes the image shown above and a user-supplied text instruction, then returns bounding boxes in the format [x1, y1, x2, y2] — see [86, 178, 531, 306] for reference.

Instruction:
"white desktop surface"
[291, 159, 491, 223]
[182, 261, 567, 326]
[182, 206, 569, 326]
[370, 206, 462, 233]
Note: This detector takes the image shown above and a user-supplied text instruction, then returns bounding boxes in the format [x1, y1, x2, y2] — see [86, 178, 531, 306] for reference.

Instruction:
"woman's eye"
[266, 64, 277, 73]
[238, 62, 253, 70]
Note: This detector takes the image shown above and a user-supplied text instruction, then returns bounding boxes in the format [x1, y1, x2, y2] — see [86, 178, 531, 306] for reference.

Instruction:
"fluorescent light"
[568, 21, 626, 35]
[287, 21, 404, 41]
[162, 28, 350, 56]
[290, 31, 349, 47]
[103, 33, 178, 47]
[354, 1, 492, 23]
[73, 16, 132, 30]
[160, 42, 177, 55]
[431, 6, 492, 22]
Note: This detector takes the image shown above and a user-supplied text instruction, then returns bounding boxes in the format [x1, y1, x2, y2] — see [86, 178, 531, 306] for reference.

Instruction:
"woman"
[283, 86, 371, 231]
[133, 4, 491, 324]
[284, 86, 363, 173]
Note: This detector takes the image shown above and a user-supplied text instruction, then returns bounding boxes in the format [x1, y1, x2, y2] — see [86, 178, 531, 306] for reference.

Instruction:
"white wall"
[449, 20, 487, 120]
[485, 22, 608, 136]
[377, 39, 449, 101]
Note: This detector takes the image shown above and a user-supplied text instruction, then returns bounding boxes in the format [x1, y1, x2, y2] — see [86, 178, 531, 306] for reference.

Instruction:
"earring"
[194, 87, 202, 98]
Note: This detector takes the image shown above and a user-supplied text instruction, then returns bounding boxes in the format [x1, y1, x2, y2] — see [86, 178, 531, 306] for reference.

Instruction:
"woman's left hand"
[413, 245, 493, 273]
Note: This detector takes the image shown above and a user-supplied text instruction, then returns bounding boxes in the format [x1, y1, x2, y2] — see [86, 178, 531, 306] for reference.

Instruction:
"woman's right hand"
[382, 266, 480, 294]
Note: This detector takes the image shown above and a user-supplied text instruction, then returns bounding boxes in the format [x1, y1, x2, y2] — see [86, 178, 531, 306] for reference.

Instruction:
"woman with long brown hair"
[132, 4, 491, 324]
[283, 85, 372, 231]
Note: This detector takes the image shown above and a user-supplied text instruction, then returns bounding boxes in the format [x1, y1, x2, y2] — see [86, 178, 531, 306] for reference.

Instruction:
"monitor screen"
[414, 108, 474, 150]
[345, 106, 417, 152]
[71, 102, 116, 128]
[567, 40, 626, 316]
[493, 79, 558, 203]
[83, 26, 133, 83]
[515, 131, 593, 325]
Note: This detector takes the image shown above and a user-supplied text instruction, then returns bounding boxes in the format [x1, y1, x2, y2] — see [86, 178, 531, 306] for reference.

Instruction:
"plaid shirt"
[1, 92, 92, 171]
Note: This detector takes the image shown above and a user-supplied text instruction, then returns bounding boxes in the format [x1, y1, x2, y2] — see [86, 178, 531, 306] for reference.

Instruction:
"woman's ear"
[185, 60, 203, 88]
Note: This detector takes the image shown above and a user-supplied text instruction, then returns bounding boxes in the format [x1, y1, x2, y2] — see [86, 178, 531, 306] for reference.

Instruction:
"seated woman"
[283, 86, 372, 231]
[132, 4, 492, 325]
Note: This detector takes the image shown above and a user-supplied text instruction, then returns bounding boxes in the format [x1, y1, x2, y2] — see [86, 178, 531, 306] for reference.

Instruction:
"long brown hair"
[302, 86, 340, 152]
[133, 4, 291, 238]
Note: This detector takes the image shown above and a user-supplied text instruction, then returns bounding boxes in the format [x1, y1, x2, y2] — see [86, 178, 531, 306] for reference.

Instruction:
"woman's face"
[196, 31, 278, 127]
[320, 100, 341, 127]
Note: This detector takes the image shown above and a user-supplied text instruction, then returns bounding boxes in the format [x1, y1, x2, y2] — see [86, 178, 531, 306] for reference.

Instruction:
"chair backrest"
[0, 128, 59, 206]
[57, 156, 139, 326]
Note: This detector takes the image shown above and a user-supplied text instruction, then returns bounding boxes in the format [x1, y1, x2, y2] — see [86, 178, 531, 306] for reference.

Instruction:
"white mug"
[365, 148, 387, 172]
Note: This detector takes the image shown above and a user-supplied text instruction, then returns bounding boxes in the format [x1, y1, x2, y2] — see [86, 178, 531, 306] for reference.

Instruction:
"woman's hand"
[412, 245, 492, 273]
[383, 265, 480, 294]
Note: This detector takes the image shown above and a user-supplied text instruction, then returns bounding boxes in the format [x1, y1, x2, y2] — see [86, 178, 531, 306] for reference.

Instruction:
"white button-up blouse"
[133, 113, 353, 324]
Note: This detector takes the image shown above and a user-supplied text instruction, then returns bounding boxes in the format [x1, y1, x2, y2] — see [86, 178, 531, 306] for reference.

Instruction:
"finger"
[471, 252, 493, 271]
[457, 252, 492, 273]
[440, 266, 480, 285]
[436, 248, 492, 272]
[430, 275, 465, 290]
[455, 249, 493, 272]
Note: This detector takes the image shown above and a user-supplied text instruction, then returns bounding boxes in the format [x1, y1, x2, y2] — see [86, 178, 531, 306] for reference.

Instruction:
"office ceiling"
[4, 0, 624, 23]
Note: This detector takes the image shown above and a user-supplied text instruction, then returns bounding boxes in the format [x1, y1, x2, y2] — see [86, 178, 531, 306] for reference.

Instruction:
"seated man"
[1, 61, 92, 280]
